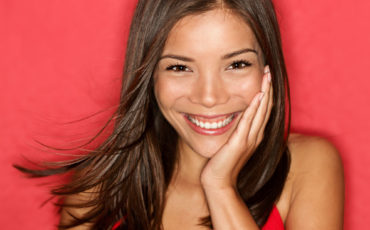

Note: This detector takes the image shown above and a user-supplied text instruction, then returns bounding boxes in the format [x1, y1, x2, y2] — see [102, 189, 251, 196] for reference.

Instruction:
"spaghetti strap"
[112, 219, 123, 230]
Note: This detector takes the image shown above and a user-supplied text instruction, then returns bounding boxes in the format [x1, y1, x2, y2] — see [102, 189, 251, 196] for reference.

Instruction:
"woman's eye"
[227, 60, 251, 70]
[166, 64, 191, 72]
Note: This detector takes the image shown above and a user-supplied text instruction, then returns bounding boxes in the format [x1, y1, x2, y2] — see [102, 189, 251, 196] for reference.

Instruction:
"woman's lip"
[183, 112, 240, 136]
[183, 112, 236, 119]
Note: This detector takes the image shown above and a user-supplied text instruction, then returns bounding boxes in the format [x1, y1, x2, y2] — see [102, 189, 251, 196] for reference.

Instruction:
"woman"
[19, 0, 344, 229]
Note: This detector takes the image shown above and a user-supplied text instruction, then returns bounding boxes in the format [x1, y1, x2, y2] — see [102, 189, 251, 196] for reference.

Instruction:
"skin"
[60, 8, 344, 230]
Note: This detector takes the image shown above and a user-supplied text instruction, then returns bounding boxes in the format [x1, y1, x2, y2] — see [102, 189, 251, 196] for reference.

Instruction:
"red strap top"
[262, 205, 285, 230]
[112, 219, 123, 230]
[112, 205, 284, 230]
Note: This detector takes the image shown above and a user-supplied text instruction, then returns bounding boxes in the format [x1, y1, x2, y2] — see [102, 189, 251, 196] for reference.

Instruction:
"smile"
[187, 114, 234, 129]
[183, 112, 239, 136]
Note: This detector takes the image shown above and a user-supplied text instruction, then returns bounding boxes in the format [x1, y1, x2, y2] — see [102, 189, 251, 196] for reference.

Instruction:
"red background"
[1, 0, 369, 229]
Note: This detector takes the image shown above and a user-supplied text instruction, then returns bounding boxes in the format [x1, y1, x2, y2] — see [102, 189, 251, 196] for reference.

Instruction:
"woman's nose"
[189, 71, 229, 108]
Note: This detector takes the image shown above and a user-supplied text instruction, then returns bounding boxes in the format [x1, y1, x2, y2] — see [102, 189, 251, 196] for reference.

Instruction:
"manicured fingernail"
[259, 92, 265, 101]
[264, 65, 270, 74]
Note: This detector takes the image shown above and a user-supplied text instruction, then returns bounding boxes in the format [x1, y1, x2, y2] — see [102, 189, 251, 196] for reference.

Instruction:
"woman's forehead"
[163, 9, 261, 58]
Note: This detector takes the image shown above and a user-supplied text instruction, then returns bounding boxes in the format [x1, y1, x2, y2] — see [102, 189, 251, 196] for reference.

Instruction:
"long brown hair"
[15, 0, 291, 229]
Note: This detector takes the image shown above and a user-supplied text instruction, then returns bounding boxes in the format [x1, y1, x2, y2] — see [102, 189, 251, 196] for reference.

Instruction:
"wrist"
[202, 186, 259, 230]
[200, 175, 237, 191]
[202, 184, 239, 198]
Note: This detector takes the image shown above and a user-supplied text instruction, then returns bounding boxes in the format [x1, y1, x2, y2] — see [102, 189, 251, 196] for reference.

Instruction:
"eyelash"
[165, 64, 191, 72]
[165, 59, 252, 72]
[228, 60, 252, 70]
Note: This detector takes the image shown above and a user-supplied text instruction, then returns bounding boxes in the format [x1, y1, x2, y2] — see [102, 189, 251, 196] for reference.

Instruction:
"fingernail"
[264, 65, 270, 74]
[258, 92, 265, 101]
[268, 72, 271, 82]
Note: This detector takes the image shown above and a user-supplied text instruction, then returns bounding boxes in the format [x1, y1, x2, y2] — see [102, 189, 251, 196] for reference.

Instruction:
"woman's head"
[121, 0, 288, 158]
[154, 8, 267, 158]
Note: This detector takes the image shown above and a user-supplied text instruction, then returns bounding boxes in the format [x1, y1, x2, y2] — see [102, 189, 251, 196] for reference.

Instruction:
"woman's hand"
[200, 65, 273, 191]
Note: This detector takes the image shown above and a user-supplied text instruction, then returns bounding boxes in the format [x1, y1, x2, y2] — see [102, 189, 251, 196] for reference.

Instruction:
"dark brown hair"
[16, 0, 291, 229]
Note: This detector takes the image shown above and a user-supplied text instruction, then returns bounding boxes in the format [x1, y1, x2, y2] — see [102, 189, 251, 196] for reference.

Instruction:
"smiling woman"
[154, 9, 266, 157]
[15, 0, 344, 229]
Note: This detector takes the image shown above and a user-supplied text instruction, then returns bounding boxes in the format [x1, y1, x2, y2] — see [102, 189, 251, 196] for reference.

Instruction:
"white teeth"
[187, 114, 234, 130]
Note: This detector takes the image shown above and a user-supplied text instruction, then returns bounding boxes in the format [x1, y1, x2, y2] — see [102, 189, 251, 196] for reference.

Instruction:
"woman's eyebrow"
[222, 48, 258, 59]
[159, 54, 194, 62]
[159, 48, 257, 62]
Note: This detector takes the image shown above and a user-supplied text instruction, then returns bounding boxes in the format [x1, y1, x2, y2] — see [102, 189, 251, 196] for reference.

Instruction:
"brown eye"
[227, 60, 252, 70]
[166, 64, 191, 72]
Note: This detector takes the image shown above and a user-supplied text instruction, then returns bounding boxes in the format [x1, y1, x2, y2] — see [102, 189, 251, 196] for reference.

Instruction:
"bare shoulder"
[287, 133, 343, 172]
[284, 133, 344, 229]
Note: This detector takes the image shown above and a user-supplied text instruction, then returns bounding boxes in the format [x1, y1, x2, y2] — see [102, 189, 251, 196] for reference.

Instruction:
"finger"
[236, 67, 271, 168]
[248, 66, 272, 146]
[257, 76, 273, 143]
[210, 91, 263, 172]
[227, 90, 264, 152]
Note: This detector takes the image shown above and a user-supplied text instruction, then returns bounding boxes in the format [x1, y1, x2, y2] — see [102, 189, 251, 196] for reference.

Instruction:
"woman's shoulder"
[278, 133, 344, 229]
[288, 133, 341, 168]
[286, 132, 344, 198]
[287, 133, 343, 175]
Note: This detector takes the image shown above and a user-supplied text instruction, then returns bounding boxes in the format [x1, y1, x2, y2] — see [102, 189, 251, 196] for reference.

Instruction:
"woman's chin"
[177, 131, 232, 158]
[188, 143, 223, 159]
[178, 134, 229, 159]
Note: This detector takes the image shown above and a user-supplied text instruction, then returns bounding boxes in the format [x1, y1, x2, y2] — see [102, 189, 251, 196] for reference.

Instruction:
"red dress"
[112, 205, 284, 230]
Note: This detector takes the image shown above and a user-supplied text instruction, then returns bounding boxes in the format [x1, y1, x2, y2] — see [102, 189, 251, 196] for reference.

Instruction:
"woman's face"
[154, 9, 265, 158]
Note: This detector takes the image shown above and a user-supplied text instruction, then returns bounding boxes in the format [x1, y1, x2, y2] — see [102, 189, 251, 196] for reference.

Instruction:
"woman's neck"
[164, 140, 211, 217]
[170, 140, 209, 190]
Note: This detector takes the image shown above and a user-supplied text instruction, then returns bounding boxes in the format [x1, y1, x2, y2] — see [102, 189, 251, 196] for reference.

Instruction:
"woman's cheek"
[228, 75, 262, 103]
[155, 76, 188, 108]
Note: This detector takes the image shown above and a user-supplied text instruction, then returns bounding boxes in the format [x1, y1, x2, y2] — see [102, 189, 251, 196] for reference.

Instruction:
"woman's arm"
[203, 187, 259, 230]
[200, 67, 272, 229]
[285, 136, 345, 229]
[202, 135, 344, 230]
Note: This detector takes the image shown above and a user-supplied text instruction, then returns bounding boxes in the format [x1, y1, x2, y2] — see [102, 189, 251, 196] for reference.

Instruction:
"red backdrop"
[1, 0, 369, 229]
